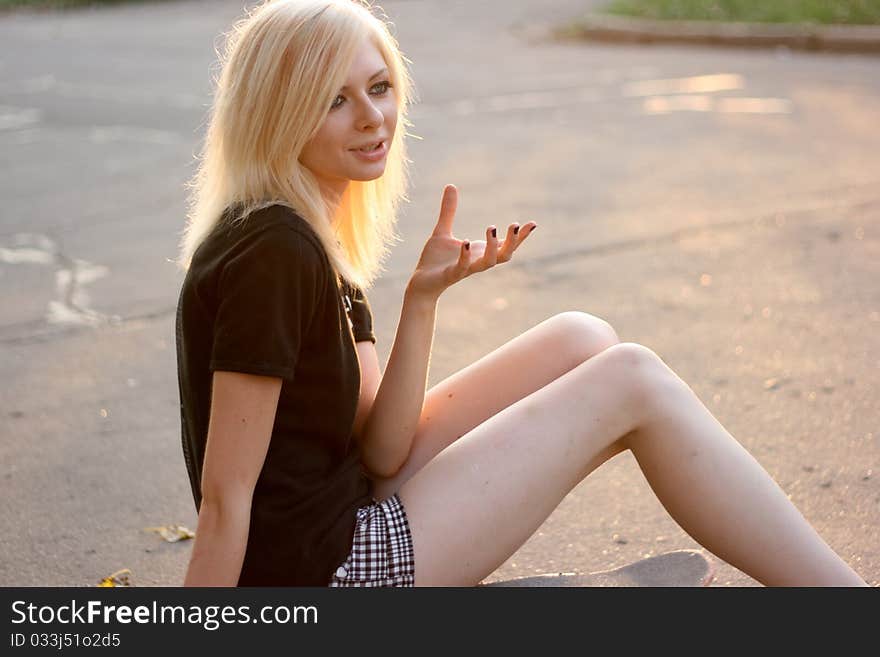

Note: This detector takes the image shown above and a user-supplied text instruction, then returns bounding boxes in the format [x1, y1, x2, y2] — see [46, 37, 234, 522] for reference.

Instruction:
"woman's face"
[299, 37, 398, 198]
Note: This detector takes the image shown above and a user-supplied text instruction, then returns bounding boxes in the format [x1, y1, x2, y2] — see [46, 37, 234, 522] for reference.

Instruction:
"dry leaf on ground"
[97, 568, 132, 587]
[144, 525, 195, 542]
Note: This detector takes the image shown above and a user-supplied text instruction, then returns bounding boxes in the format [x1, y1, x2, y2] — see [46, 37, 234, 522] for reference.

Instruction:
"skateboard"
[479, 550, 715, 587]
[95, 549, 714, 587]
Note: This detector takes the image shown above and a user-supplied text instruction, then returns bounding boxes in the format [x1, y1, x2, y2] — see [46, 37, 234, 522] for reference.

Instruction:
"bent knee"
[552, 311, 620, 366]
[601, 342, 680, 407]
[604, 342, 661, 368]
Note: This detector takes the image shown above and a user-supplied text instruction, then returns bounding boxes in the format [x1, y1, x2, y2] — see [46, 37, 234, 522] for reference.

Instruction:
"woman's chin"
[350, 169, 387, 182]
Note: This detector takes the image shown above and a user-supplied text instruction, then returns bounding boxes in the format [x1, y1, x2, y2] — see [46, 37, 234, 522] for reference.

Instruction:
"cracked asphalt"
[1, 0, 877, 586]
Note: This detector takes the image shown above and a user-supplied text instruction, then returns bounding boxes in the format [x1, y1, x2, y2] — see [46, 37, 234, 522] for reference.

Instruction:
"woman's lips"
[350, 140, 387, 162]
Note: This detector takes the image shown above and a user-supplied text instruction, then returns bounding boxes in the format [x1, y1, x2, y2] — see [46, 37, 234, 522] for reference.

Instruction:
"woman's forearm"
[359, 284, 439, 477]
[183, 496, 251, 587]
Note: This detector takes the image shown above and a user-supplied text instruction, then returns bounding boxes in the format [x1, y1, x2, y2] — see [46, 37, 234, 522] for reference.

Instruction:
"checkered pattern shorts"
[327, 493, 416, 587]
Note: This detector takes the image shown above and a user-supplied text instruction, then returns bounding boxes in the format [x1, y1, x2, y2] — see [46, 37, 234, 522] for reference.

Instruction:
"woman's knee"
[552, 310, 620, 367]
[600, 342, 683, 416]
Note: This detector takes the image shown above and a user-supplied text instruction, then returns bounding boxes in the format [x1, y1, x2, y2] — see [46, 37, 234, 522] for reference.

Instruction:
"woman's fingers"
[454, 239, 471, 277]
[460, 239, 471, 259]
[456, 221, 538, 279]
[433, 184, 458, 237]
[498, 223, 519, 261]
[512, 222, 537, 249]
[495, 221, 537, 262]
[483, 225, 499, 268]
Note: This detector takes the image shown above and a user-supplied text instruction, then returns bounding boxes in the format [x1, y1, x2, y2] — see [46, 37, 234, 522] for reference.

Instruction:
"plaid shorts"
[327, 493, 416, 587]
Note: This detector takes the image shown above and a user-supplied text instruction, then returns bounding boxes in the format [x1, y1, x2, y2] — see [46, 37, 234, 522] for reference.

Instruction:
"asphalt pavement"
[0, 0, 877, 586]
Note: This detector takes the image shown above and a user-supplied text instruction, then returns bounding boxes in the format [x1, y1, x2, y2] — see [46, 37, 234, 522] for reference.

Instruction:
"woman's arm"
[351, 341, 382, 440]
[357, 185, 535, 478]
[183, 371, 282, 586]
[357, 284, 438, 478]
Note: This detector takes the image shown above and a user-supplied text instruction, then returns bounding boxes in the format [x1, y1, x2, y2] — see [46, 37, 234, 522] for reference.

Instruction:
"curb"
[556, 13, 880, 54]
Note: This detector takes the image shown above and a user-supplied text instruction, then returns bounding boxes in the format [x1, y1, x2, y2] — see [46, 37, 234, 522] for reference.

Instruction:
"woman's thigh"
[370, 311, 619, 502]
[398, 342, 669, 586]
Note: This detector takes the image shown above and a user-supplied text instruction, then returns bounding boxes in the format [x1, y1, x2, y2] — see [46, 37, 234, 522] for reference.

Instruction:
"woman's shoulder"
[188, 206, 329, 290]
[224, 203, 327, 260]
[243, 203, 320, 240]
[188, 206, 328, 289]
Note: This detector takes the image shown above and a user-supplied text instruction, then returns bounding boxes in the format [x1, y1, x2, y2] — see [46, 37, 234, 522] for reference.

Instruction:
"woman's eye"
[330, 81, 392, 110]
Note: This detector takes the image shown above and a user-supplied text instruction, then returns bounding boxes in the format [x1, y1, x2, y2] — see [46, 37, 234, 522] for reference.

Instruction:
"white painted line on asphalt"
[0, 233, 117, 328]
[642, 95, 792, 114]
[0, 106, 42, 131]
[0, 247, 54, 265]
[441, 87, 607, 115]
[50, 260, 110, 327]
[89, 125, 182, 145]
[46, 299, 106, 327]
[622, 73, 745, 97]
[643, 95, 713, 113]
[716, 97, 793, 113]
[412, 66, 667, 116]
[2, 232, 55, 252]
[415, 72, 766, 117]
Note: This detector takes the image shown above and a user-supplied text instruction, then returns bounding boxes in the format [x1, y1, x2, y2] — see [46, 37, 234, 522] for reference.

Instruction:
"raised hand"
[406, 184, 538, 300]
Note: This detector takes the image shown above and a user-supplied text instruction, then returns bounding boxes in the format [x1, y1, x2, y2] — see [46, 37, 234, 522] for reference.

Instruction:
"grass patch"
[603, 0, 880, 25]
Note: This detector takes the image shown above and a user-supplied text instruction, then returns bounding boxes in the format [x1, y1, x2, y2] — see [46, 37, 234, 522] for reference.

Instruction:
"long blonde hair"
[177, 0, 415, 291]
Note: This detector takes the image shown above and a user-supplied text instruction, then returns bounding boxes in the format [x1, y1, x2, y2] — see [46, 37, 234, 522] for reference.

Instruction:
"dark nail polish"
[514, 226, 519, 235]
[491, 228, 497, 238]
[531, 225, 537, 232]
[465, 241, 470, 250]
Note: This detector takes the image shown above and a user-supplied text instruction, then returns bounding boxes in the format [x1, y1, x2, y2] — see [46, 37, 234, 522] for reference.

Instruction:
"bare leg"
[371, 311, 620, 501]
[621, 360, 867, 587]
[398, 343, 867, 586]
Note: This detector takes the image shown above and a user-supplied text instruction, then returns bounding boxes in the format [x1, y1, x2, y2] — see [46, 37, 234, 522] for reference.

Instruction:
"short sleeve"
[346, 282, 376, 344]
[210, 226, 325, 379]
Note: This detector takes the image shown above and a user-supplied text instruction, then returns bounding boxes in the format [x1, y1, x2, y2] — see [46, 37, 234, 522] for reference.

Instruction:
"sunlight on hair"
[178, 0, 418, 292]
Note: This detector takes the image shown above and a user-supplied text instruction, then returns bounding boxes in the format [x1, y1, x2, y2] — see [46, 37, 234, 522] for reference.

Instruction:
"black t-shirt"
[175, 203, 375, 586]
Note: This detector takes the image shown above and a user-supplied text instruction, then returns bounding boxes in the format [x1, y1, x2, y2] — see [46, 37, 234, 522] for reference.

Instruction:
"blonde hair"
[177, 0, 415, 291]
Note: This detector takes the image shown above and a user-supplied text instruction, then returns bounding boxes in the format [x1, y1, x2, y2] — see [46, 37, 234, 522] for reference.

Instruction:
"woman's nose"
[355, 98, 384, 130]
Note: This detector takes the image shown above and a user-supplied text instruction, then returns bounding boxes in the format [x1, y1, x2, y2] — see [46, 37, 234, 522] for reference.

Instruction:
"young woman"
[175, 0, 868, 587]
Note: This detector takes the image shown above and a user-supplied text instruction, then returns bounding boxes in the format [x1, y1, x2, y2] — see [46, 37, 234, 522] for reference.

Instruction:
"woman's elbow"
[362, 452, 404, 480]
[199, 482, 253, 516]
